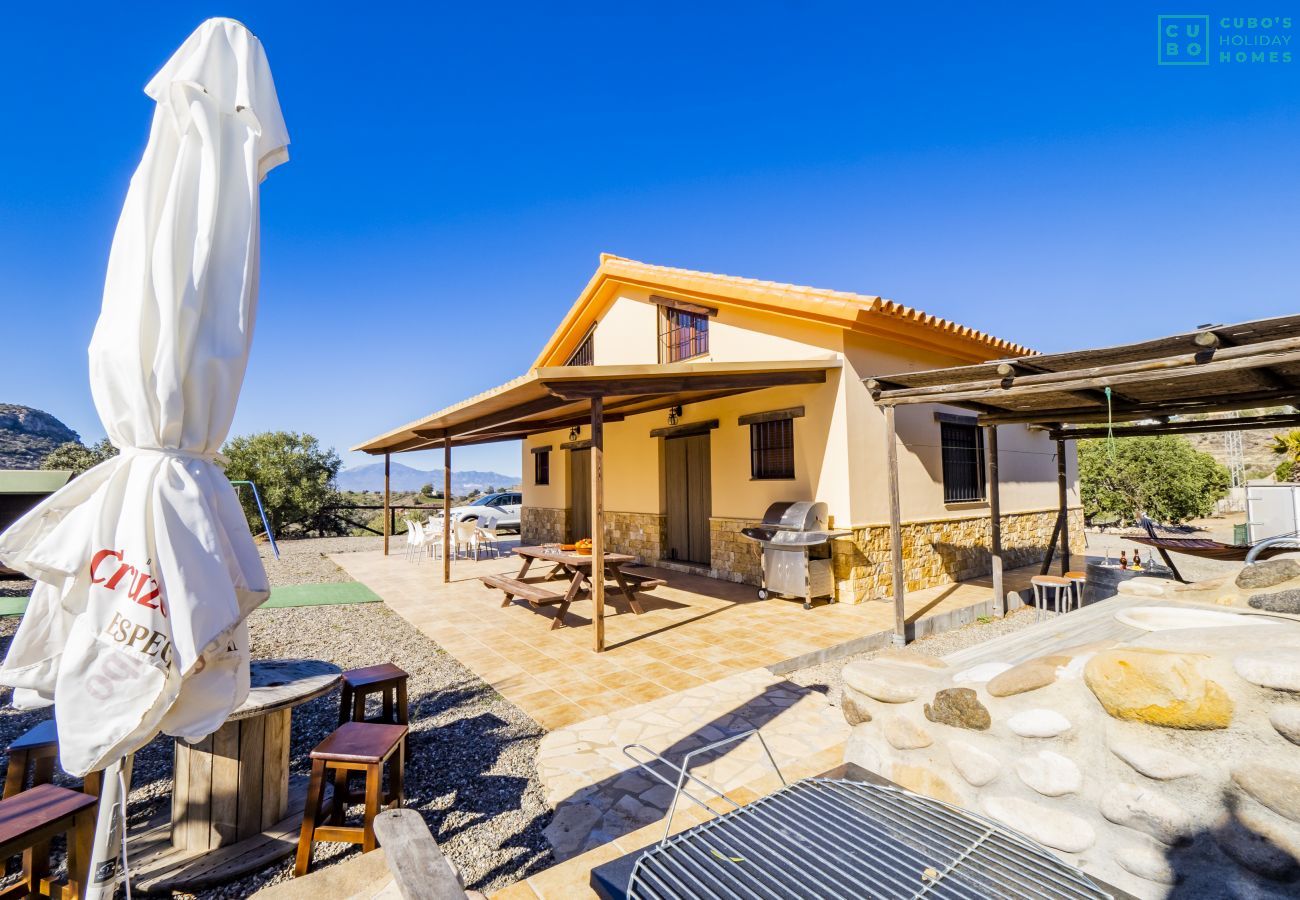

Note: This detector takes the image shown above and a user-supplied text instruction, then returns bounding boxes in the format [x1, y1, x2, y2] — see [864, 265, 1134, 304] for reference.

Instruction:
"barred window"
[534, 450, 550, 486]
[659, 307, 709, 362]
[566, 331, 594, 366]
[750, 419, 794, 480]
[941, 421, 985, 502]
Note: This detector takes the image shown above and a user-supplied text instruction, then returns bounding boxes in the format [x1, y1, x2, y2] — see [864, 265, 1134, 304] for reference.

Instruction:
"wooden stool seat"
[311, 722, 408, 764]
[341, 663, 407, 689]
[295, 723, 408, 877]
[1063, 571, 1086, 581]
[339, 665, 409, 729]
[0, 783, 97, 899]
[1031, 575, 1071, 586]
[1031, 575, 1073, 621]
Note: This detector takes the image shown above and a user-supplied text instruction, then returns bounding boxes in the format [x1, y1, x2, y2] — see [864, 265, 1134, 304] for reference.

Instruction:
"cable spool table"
[129, 658, 342, 892]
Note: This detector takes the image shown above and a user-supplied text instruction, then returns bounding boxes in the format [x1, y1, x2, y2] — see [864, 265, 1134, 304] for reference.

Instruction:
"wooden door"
[568, 448, 591, 541]
[664, 433, 711, 564]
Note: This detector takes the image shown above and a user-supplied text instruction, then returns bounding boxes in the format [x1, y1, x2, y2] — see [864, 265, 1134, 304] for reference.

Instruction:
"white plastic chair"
[454, 519, 479, 560]
[402, 518, 419, 561]
[421, 518, 444, 560]
[475, 523, 502, 559]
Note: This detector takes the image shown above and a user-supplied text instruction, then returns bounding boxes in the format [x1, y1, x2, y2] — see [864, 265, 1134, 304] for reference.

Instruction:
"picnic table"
[128, 658, 342, 892]
[480, 545, 665, 628]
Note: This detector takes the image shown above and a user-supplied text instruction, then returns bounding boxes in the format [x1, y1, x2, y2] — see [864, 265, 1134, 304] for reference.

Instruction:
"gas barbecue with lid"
[741, 501, 850, 608]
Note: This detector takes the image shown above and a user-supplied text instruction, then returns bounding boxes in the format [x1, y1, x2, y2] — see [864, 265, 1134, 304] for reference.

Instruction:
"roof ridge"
[598, 255, 1030, 356]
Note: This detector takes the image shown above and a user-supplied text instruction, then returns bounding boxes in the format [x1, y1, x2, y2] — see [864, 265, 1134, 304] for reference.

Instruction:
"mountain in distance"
[336, 461, 521, 493]
[0, 405, 81, 469]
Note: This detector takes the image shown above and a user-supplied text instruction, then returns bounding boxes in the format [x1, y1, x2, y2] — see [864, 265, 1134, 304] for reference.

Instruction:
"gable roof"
[532, 254, 1033, 367]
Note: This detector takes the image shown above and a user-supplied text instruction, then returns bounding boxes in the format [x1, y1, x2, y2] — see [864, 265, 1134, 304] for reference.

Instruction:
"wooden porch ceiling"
[865, 315, 1300, 430]
[354, 359, 839, 454]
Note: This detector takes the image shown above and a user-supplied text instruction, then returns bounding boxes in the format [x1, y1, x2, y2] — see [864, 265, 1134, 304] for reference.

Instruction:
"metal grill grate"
[627, 778, 1113, 900]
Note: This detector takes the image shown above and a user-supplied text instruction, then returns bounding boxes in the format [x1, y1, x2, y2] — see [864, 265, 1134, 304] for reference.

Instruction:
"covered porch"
[330, 542, 1045, 730]
[354, 359, 839, 653]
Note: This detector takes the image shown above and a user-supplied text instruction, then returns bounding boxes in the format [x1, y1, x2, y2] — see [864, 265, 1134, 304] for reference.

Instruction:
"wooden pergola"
[354, 359, 838, 651]
[867, 314, 1300, 644]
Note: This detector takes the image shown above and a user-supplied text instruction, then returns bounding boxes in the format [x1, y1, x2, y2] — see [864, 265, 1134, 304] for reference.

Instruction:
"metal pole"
[443, 441, 452, 583]
[884, 406, 907, 646]
[986, 426, 1004, 616]
[1057, 439, 1071, 575]
[382, 453, 391, 556]
[591, 396, 605, 653]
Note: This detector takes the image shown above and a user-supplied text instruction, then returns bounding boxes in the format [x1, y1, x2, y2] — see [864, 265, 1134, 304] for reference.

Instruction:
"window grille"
[534, 450, 550, 486]
[751, 418, 794, 480]
[659, 308, 709, 362]
[941, 421, 986, 502]
[567, 331, 594, 366]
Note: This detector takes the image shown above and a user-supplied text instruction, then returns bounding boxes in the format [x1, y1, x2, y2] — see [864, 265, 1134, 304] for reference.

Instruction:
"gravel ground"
[787, 607, 1040, 711]
[0, 603, 553, 898]
[0, 578, 33, 599]
[256, 536, 381, 587]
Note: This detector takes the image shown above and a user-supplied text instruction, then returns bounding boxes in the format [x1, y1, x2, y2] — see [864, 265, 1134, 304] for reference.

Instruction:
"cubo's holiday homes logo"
[1158, 14, 1294, 65]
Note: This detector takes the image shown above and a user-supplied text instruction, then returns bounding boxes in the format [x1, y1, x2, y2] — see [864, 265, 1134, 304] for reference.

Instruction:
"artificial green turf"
[261, 581, 381, 608]
[0, 580, 380, 617]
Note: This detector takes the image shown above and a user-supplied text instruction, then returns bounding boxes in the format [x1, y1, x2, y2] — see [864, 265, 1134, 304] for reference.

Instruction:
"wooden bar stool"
[0, 783, 98, 899]
[3, 721, 102, 800]
[1064, 570, 1088, 612]
[294, 722, 407, 877]
[1031, 575, 1073, 621]
[338, 664, 409, 728]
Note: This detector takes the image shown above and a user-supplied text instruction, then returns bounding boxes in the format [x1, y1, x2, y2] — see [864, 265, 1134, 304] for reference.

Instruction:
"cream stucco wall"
[840, 332, 1076, 526]
[590, 293, 658, 365]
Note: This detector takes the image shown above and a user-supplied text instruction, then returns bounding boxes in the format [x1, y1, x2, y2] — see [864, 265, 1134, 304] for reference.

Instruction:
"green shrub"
[222, 431, 343, 537]
[1079, 435, 1230, 525]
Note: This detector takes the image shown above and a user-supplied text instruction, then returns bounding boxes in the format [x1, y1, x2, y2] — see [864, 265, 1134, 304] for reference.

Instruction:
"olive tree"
[40, 438, 118, 476]
[221, 431, 343, 537]
[1079, 435, 1231, 525]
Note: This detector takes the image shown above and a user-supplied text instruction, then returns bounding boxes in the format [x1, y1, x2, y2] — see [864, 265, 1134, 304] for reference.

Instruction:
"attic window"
[566, 329, 594, 366]
[659, 307, 709, 362]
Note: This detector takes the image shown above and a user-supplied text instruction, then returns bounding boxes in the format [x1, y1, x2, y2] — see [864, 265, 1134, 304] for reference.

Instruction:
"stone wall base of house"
[708, 517, 763, 586]
[522, 508, 665, 564]
[524, 506, 1083, 604]
[832, 508, 1086, 604]
[521, 506, 567, 545]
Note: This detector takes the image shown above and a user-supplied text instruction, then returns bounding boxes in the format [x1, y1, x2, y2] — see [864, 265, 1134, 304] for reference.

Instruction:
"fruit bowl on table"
[574, 539, 592, 555]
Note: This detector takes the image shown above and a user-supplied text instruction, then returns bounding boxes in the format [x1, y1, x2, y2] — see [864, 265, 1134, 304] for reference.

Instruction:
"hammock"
[1130, 518, 1300, 562]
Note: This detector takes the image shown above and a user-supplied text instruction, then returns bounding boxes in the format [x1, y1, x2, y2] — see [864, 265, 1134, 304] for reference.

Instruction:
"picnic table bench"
[479, 547, 666, 628]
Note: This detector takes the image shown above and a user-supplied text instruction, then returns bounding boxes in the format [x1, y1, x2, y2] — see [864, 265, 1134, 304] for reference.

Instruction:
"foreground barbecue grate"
[627, 778, 1112, 900]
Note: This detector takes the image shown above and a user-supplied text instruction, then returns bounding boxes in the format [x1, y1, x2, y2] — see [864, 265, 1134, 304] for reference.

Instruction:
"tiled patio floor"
[331, 543, 1040, 730]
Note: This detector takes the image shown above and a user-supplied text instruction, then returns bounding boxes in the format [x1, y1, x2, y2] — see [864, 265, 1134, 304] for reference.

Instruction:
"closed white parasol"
[0, 17, 288, 891]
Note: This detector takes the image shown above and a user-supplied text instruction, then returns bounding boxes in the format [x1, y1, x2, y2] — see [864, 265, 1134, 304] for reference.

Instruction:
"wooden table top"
[513, 546, 635, 566]
[229, 659, 342, 721]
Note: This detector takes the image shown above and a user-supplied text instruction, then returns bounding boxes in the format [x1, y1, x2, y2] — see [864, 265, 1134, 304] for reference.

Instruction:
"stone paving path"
[536, 666, 848, 860]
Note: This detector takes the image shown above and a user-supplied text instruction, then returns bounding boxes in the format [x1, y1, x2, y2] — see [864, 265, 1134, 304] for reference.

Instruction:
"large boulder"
[986, 655, 1069, 697]
[1249, 589, 1300, 615]
[981, 796, 1096, 853]
[923, 688, 991, 731]
[843, 660, 937, 703]
[1233, 649, 1300, 692]
[1232, 764, 1300, 824]
[1084, 648, 1234, 729]
[1235, 559, 1300, 590]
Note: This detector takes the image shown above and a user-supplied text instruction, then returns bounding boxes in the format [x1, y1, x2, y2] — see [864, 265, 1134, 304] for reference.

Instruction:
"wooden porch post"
[443, 441, 452, 583]
[591, 397, 605, 653]
[986, 426, 1004, 616]
[382, 453, 391, 556]
[1057, 439, 1071, 575]
[884, 406, 907, 646]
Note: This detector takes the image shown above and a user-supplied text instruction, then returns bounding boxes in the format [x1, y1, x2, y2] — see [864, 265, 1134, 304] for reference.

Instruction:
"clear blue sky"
[3, 2, 1297, 477]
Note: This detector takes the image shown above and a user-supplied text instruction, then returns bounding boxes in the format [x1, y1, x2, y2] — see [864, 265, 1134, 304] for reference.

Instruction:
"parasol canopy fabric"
[0, 17, 288, 776]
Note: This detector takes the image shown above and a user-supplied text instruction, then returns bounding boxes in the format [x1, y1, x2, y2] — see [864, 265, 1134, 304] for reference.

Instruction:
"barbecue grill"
[741, 501, 850, 608]
[613, 731, 1116, 900]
